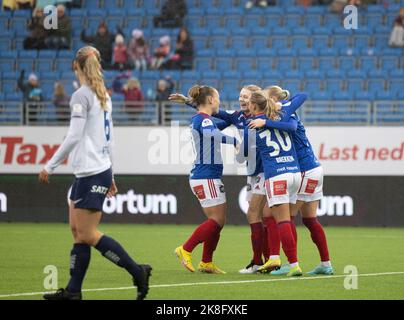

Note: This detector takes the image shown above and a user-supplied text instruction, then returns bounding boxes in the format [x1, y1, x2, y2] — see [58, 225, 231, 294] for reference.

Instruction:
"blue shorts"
[69, 168, 112, 211]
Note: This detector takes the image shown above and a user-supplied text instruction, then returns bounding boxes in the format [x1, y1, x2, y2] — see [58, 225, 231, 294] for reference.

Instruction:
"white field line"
[1, 271, 404, 298]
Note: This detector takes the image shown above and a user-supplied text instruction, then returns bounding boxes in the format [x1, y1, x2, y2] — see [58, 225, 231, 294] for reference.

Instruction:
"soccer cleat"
[286, 265, 303, 277]
[174, 246, 195, 272]
[257, 258, 281, 273]
[269, 264, 290, 276]
[307, 265, 334, 276]
[198, 261, 226, 274]
[238, 260, 262, 274]
[133, 264, 152, 300]
[43, 288, 82, 300]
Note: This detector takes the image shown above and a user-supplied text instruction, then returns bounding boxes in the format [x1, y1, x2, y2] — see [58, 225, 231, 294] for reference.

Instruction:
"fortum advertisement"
[1, 126, 404, 226]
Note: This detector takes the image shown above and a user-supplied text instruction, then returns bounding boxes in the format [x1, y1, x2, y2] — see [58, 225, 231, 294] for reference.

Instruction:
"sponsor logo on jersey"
[91, 185, 109, 194]
[273, 180, 287, 196]
[193, 185, 206, 200]
[103, 189, 177, 215]
[0, 192, 7, 213]
[305, 179, 319, 194]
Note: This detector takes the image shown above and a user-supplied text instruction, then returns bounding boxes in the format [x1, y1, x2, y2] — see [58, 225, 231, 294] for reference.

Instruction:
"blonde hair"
[54, 82, 66, 97]
[242, 84, 262, 93]
[250, 90, 280, 120]
[74, 46, 108, 110]
[188, 85, 216, 106]
[266, 85, 290, 102]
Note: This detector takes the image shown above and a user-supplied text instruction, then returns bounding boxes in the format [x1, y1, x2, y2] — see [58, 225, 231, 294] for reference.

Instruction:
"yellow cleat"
[174, 246, 195, 273]
[287, 265, 303, 277]
[257, 258, 282, 273]
[198, 261, 226, 274]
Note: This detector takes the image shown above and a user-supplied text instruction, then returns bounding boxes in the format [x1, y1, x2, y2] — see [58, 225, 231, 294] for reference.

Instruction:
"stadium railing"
[0, 101, 403, 126]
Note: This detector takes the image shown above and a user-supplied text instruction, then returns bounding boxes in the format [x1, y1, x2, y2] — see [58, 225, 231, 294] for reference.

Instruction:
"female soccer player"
[174, 85, 239, 274]
[170, 85, 270, 274]
[248, 90, 303, 277]
[38, 46, 152, 300]
[249, 86, 333, 275]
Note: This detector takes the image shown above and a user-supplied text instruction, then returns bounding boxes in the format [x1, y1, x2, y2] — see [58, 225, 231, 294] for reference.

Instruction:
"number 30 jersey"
[45, 85, 114, 178]
[254, 113, 300, 180]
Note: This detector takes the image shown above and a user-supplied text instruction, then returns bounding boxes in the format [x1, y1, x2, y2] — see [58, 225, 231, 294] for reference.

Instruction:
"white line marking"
[1, 271, 404, 298]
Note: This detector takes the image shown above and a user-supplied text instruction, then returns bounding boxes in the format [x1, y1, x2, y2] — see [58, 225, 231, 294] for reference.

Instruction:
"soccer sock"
[278, 221, 298, 264]
[202, 223, 222, 263]
[183, 219, 221, 253]
[262, 223, 270, 262]
[66, 243, 91, 293]
[249, 222, 264, 265]
[290, 215, 298, 243]
[263, 217, 281, 257]
[95, 235, 143, 280]
[302, 217, 330, 262]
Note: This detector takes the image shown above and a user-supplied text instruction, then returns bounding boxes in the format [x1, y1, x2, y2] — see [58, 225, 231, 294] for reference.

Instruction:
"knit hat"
[159, 35, 170, 45]
[28, 73, 38, 82]
[132, 29, 143, 39]
[115, 34, 124, 44]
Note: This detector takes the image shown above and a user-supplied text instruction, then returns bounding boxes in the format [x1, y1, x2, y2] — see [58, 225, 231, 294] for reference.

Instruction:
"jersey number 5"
[104, 111, 110, 142]
[259, 129, 292, 156]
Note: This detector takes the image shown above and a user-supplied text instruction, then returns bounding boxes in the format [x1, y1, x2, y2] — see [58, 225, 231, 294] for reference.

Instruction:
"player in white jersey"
[38, 46, 151, 300]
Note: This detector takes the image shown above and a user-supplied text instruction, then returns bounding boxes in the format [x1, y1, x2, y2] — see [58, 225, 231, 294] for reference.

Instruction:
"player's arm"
[248, 116, 298, 132]
[235, 128, 250, 163]
[281, 93, 308, 119]
[39, 92, 88, 183]
[200, 118, 239, 148]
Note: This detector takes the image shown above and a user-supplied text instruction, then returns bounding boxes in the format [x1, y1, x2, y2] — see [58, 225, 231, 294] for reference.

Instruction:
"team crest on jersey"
[305, 179, 318, 194]
[201, 118, 213, 127]
[72, 103, 83, 115]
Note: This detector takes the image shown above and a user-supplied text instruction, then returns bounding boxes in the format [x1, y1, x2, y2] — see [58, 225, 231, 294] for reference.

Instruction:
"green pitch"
[0, 223, 403, 300]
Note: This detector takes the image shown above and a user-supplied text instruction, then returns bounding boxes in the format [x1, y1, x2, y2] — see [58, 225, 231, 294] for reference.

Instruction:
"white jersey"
[45, 85, 114, 178]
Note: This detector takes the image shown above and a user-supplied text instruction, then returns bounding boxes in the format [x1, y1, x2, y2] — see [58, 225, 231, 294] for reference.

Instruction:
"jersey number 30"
[104, 111, 110, 142]
[259, 129, 292, 156]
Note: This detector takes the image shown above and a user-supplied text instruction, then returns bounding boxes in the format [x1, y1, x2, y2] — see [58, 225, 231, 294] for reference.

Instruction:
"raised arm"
[281, 93, 308, 119]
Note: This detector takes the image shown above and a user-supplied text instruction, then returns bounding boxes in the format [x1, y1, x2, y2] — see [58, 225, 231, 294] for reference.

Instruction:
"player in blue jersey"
[249, 86, 333, 276]
[174, 85, 239, 274]
[38, 46, 152, 300]
[247, 90, 303, 277]
[170, 85, 271, 274]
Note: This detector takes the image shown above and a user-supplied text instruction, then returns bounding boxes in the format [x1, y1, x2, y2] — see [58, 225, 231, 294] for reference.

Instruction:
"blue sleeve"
[281, 93, 308, 119]
[265, 118, 298, 132]
[202, 125, 237, 146]
[185, 101, 197, 109]
[212, 109, 239, 126]
[215, 119, 231, 131]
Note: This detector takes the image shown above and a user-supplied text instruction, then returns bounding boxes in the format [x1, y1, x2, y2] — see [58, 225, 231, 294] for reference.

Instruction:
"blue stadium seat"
[339, 57, 356, 70]
[304, 79, 322, 93]
[215, 57, 233, 71]
[210, 36, 228, 49]
[36, 59, 53, 72]
[236, 48, 256, 57]
[271, 36, 289, 49]
[245, 15, 263, 28]
[380, 57, 399, 70]
[256, 48, 276, 56]
[354, 91, 375, 100]
[243, 70, 261, 79]
[182, 70, 200, 79]
[277, 57, 294, 71]
[235, 58, 254, 71]
[325, 80, 342, 92]
[251, 36, 269, 49]
[367, 79, 386, 92]
[311, 35, 330, 51]
[202, 70, 220, 79]
[2, 81, 16, 92]
[291, 36, 309, 50]
[303, 14, 322, 29]
[346, 79, 364, 93]
[390, 68, 404, 78]
[195, 58, 212, 71]
[224, 16, 242, 29]
[368, 69, 389, 79]
[283, 14, 302, 28]
[278, 48, 296, 56]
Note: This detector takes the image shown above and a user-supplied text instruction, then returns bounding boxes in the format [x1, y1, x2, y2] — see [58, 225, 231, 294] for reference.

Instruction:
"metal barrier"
[0, 100, 403, 126]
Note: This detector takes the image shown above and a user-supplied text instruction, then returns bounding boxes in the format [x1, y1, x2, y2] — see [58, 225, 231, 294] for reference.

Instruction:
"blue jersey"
[214, 109, 264, 177]
[255, 113, 300, 180]
[189, 112, 237, 180]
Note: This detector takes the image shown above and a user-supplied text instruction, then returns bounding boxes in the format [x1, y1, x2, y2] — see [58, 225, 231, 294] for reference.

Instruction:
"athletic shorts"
[189, 178, 226, 208]
[297, 166, 324, 202]
[246, 173, 266, 202]
[265, 172, 302, 207]
[69, 168, 113, 211]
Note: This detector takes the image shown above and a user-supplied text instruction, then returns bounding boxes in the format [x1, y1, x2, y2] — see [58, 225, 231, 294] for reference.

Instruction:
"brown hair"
[188, 85, 216, 106]
[250, 90, 280, 120]
[74, 46, 108, 110]
[242, 84, 261, 92]
[266, 85, 290, 102]
[54, 82, 66, 98]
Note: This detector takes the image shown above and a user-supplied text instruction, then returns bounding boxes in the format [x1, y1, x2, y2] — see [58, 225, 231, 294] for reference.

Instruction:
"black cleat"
[133, 264, 152, 300]
[43, 288, 82, 300]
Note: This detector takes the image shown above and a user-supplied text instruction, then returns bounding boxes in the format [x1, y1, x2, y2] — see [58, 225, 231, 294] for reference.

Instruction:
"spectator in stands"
[18, 70, 43, 124]
[113, 34, 129, 71]
[165, 27, 194, 70]
[245, 0, 272, 9]
[24, 7, 47, 50]
[155, 76, 175, 123]
[153, 0, 187, 28]
[389, 7, 404, 47]
[3, 0, 34, 10]
[44, 5, 71, 49]
[81, 21, 120, 69]
[128, 29, 150, 71]
[151, 36, 171, 70]
[112, 73, 144, 116]
[52, 82, 70, 122]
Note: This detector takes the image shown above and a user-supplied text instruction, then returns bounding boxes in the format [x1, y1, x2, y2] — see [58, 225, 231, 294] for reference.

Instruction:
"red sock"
[183, 219, 221, 253]
[278, 221, 298, 264]
[202, 227, 221, 263]
[250, 222, 264, 265]
[263, 217, 280, 257]
[302, 217, 330, 262]
[262, 224, 269, 261]
[290, 215, 298, 243]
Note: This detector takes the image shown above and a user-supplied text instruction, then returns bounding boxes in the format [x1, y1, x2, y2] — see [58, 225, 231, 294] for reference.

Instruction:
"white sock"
[290, 262, 299, 268]
[269, 255, 280, 260]
[321, 261, 332, 267]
